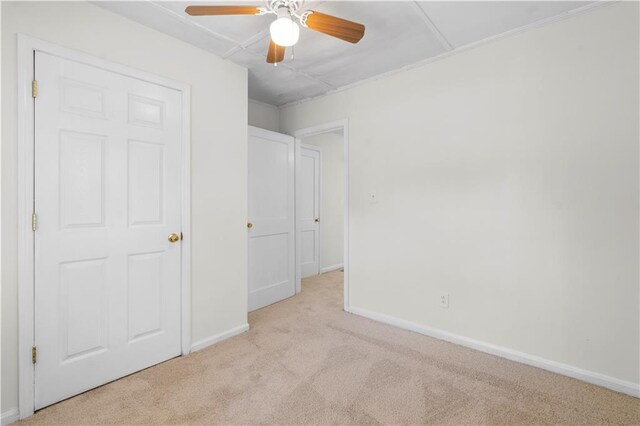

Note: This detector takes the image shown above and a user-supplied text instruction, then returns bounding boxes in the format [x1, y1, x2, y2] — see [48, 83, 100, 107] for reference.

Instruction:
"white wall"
[2, 1, 248, 416]
[302, 133, 344, 271]
[248, 99, 279, 132]
[281, 2, 640, 389]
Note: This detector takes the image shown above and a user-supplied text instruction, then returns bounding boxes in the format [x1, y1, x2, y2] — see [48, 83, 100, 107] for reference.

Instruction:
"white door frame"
[292, 120, 349, 311]
[298, 143, 322, 278]
[16, 34, 192, 419]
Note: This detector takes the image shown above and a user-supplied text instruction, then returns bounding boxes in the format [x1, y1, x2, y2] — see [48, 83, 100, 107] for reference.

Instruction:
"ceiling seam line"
[240, 30, 271, 49]
[283, 67, 334, 89]
[149, 1, 245, 49]
[412, 1, 454, 52]
[238, 48, 335, 90]
[221, 46, 242, 59]
[222, 30, 271, 58]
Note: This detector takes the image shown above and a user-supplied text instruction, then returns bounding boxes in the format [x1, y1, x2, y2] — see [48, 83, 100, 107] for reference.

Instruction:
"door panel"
[298, 146, 320, 277]
[34, 52, 182, 409]
[127, 251, 165, 342]
[128, 140, 165, 225]
[59, 258, 108, 362]
[248, 127, 295, 312]
[59, 131, 106, 228]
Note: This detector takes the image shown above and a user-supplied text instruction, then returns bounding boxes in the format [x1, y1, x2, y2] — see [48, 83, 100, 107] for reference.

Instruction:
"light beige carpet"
[21, 270, 639, 425]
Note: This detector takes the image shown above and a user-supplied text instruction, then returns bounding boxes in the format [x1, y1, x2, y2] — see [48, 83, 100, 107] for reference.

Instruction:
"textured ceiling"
[94, 1, 596, 106]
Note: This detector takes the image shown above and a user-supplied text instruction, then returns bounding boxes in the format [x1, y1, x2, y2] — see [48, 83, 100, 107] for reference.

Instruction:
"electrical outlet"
[439, 292, 449, 309]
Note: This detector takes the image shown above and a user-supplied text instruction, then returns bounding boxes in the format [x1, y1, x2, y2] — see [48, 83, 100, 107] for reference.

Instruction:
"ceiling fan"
[185, 0, 365, 64]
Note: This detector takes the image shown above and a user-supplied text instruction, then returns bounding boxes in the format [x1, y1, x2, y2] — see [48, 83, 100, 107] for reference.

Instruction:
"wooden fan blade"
[266, 39, 285, 64]
[305, 11, 365, 44]
[185, 5, 260, 16]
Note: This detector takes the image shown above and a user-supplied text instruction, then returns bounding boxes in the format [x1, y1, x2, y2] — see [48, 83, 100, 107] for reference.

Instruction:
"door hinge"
[32, 346, 37, 364]
[32, 80, 38, 98]
[32, 212, 38, 231]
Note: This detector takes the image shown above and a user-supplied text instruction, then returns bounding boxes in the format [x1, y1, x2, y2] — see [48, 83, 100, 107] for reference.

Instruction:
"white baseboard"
[1, 409, 20, 426]
[347, 305, 640, 398]
[320, 263, 344, 274]
[190, 323, 250, 353]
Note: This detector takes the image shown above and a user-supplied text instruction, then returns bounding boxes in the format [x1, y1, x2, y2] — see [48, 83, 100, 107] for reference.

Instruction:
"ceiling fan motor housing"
[275, 5, 292, 19]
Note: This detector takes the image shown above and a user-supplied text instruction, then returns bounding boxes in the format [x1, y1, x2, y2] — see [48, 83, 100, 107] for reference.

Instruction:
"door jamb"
[16, 34, 192, 419]
[292, 120, 349, 311]
[297, 144, 322, 282]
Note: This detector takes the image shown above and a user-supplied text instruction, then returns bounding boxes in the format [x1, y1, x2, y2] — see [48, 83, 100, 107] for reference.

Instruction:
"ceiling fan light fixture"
[185, 2, 365, 64]
[270, 7, 300, 47]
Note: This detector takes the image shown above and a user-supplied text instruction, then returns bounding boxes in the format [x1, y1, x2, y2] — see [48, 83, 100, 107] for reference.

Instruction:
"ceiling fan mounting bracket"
[267, 0, 303, 14]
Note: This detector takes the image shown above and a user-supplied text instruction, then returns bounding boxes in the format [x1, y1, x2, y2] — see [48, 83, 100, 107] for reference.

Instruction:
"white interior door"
[34, 52, 183, 409]
[248, 126, 295, 312]
[298, 146, 321, 278]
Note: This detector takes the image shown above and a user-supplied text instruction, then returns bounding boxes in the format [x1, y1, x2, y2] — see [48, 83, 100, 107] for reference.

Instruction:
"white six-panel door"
[248, 127, 295, 312]
[34, 52, 183, 409]
[298, 146, 321, 278]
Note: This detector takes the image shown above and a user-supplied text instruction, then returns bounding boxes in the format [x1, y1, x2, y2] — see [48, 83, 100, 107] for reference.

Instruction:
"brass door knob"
[168, 233, 180, 243]
[247, 222, 253, 229]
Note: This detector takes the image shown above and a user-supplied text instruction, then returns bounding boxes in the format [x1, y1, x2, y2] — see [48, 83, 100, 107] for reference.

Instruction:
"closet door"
[247, 126, 296, 311]
[34, 51, 183, 409]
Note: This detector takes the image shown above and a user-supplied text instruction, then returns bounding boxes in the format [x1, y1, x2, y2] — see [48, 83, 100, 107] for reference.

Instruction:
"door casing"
[16, 34, 192, 420]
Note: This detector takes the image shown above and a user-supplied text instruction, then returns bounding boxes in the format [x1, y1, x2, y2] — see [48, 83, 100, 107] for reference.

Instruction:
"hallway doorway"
[294, 121, 349, 311]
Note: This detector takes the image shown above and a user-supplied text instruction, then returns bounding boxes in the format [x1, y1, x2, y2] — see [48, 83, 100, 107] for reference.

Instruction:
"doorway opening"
[294, 121, 349, 311]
